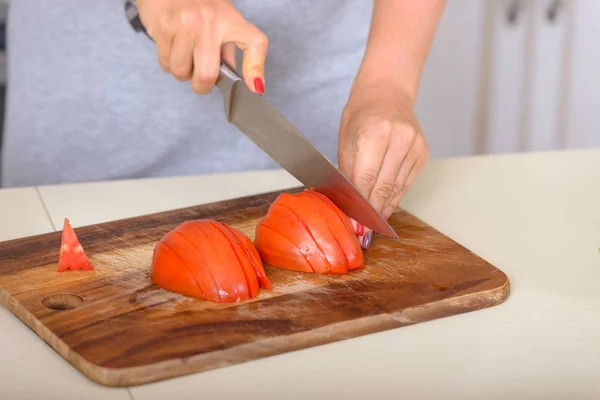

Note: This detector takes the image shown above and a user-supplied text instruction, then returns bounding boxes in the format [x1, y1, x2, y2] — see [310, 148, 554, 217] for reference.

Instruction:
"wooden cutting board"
[0, 187, 509, 387]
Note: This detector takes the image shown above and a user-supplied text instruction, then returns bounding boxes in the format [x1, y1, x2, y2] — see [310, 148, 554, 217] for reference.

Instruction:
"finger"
[367, 126, 416, 214]
[223, 21, 268, 93]
[380, 133, 422, 213]
[382, 145, 429, 219]
[355, 135, 409, 250]
[349, 121, 392, 248]
[145, 11, 176, 73]
[154, 31, 174, 72]
[169, 30, 195, 81]
[221, 42, 237, 69]
[190, 26, 221, 94]
[337, 130, 361, 235]
[381, 159, 418, 220]
[350, 120, 390, 201]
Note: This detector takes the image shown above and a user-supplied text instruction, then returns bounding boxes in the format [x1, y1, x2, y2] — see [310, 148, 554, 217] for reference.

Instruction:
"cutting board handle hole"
[42, 293, 84, 311]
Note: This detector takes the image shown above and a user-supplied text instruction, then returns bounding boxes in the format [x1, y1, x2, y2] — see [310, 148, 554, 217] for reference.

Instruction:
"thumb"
[223, 21, 268, 94]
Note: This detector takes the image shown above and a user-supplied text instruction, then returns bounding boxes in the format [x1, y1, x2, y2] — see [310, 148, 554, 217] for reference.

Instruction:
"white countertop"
[1, 148, 599, 399]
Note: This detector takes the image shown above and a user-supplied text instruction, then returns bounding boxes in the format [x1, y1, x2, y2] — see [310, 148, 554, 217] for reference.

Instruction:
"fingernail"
[355, 222, 364, 236]
[360, 231, 372, 249]
[253, 77, 264, 94]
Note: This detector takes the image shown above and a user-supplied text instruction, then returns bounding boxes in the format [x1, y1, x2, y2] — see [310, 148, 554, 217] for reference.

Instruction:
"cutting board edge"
[1, 275, 510, 387]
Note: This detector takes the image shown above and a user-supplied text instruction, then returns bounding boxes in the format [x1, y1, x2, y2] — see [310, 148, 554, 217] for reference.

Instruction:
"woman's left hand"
[338, 84, 429, 248]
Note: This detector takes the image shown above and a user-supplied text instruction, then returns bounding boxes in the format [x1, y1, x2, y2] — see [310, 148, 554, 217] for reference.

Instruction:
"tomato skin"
[150, 219, 272, 303]
[151, 242, 205, 299]
[255, 203, 330, 273]
[253, 225, 313, 273]
[210, 222, 260, 298]
[255, 190, 364, 274]
[301, 191, 364, 271]
[57, 218, 94, 272]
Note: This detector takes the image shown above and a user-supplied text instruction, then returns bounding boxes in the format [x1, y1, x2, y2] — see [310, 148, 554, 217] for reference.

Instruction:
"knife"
[124, 1, 398, 239]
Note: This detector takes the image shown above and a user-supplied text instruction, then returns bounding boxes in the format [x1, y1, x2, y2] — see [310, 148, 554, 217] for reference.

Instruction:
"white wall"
[415, 0, 486, 159]
[563, 0, 600, 149]
[417, 0, 599, 158]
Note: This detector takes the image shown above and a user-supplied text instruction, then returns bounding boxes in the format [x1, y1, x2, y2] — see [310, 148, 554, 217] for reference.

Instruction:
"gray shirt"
[0, 0, 372, 187]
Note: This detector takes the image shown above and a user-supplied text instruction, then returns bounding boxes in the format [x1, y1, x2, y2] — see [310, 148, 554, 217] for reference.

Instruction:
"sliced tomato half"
[255, 190, 364, 274]
[150, 219, 272, 303]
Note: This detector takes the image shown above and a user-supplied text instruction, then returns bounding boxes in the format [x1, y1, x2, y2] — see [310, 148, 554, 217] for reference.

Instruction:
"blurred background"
[415, 0, 598, 158]
[0, 0, 596, 164]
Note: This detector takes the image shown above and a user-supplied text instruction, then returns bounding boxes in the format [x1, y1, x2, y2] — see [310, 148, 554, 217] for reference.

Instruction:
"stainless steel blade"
[217, 65, 398, 239]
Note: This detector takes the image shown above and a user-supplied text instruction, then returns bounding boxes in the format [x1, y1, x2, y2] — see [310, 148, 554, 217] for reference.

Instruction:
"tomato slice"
[300, 191, 364, 270]
[151, 242, 205, 299]
[278, 193, 348, 273]
[258, 202, 331, 273]
[211, 222, 263, 297]
[57, 218, 94, 272]
[226, 225, 273, 290]
[301, 191, 354, 236]
[159, 230, 215, 300]
[195, 222, 250, 301]
[179, 223, 243, 302]
[255, 223, 313, 273]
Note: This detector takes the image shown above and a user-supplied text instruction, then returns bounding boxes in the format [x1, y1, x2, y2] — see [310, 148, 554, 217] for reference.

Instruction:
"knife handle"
[124, 0, 242, 92]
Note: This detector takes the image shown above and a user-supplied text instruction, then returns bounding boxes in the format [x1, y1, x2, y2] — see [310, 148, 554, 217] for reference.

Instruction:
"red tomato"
[57, 218, 94, 272]
[151, 220, 272, 302]
[255, 190, 364, 274]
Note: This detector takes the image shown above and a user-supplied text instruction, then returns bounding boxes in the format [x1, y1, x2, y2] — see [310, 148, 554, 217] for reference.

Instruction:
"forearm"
[352, 0, 446, 105]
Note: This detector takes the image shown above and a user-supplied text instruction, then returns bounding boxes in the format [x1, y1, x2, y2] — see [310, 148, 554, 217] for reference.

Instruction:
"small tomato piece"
[57, 218, 94, 272]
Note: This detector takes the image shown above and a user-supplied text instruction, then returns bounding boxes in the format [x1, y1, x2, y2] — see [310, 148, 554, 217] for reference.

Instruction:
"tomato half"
[255, 190, 364, 274]
[150, 219, 272, 302]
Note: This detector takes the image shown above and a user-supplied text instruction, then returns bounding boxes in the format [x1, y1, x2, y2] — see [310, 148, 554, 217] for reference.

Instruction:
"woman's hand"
[337, 0, 445, 248]
[136, 0, 268, 94]
[338, 85, 429, 248]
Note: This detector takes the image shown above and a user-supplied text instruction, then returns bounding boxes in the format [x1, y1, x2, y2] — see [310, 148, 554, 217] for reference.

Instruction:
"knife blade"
[125, 1, 397, 238]
[216, 64, 397, 238]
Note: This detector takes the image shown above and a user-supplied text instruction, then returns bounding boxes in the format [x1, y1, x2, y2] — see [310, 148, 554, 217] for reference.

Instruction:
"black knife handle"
[124, 0, 152, 39]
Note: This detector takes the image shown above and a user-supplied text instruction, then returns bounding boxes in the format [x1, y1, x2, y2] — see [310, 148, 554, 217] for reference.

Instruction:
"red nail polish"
[253, 77, 264, 94]
[355, 223, 364, 236]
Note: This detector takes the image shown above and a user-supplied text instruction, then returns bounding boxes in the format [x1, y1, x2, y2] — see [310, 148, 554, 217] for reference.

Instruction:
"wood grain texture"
[0, 188, 510, 387]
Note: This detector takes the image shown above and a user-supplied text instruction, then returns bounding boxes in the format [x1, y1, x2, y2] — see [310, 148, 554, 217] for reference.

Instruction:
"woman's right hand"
[136, 0, 268, 94]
